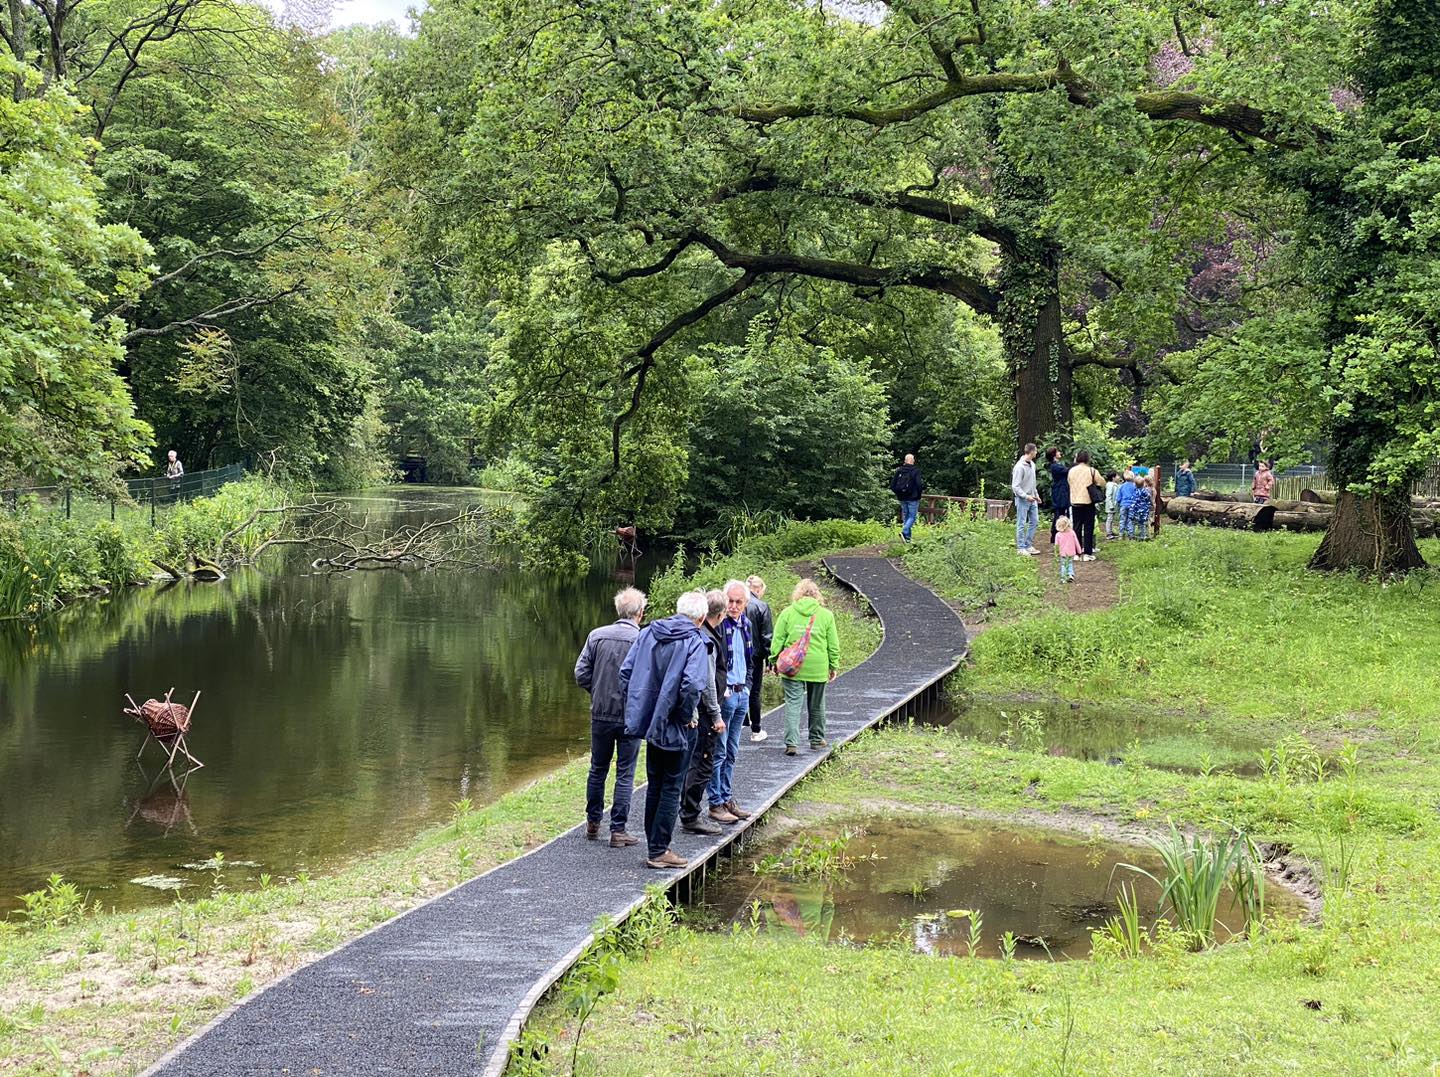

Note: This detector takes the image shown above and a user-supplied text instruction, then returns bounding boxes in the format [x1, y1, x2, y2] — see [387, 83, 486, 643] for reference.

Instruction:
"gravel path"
[146, 555, 966, 1077]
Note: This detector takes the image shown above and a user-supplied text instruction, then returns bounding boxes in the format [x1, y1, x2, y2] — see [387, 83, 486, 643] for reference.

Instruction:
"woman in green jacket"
[769, 579, 841, 755]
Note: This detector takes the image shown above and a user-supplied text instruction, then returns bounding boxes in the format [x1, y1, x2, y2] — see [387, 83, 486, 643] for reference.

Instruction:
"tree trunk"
[1191, 488, 1253, 503]
[1309, 491, 1427, 574]
[1000, 245, 1069, 449]
[1165, 496, 1275, 530]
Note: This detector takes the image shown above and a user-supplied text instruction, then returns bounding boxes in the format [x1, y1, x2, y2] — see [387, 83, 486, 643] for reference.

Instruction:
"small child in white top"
[1054, 515, 1083, 582]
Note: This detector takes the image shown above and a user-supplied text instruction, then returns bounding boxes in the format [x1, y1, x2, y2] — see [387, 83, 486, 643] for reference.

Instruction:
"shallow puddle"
[702, 817, 1299, 959]
[930, 697, 1266, 775]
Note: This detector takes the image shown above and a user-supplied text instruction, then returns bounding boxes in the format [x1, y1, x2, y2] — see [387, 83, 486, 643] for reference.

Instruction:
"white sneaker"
[750, 730, 768, 742]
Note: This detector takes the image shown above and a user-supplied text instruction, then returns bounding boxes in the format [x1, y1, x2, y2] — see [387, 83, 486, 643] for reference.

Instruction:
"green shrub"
[734, 518, 893, 563]
[902, 517, 1044, 613]
[154, 478, 284, 563]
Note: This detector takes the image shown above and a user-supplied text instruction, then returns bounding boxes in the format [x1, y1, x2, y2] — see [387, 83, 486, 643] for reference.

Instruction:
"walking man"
[620, 590, 710, 869]
[707, 581, 754, 823]
[574, 587, 646, 847]
[1012, 443, 1040, 555]
[890, 453, 924, 543]
[745, 575, 773, 742]
[679, 591, 728, 836]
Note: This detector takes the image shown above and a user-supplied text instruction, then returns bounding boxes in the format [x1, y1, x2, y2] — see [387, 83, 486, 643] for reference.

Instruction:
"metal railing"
[1, 463, 245, 527]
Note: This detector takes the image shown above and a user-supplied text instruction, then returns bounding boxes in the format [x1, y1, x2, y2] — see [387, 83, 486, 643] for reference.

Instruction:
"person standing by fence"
[1066, 451, 1104, 561]
[1011, 443, 1040, 556]
[164, 450, 184, 479]
[890, 454, 924, 543]
[1174, 460, 1196, 498]
[1251, 462, 1276, 503]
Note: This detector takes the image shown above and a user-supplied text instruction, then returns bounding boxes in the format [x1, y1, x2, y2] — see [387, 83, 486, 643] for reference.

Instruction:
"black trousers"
[679, 721, 719, 824]
[1071, 503, 1097, 555]
[643, 740, 694, 859]
[748, 662, 765, 731]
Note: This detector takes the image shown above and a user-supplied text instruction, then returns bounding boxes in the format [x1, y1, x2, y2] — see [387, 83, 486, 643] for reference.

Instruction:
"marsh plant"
[1098, 882, 1146, 958]
[1120, 824, 1264, 950]
[13, 874, 88, 930]
[754, 830, 870, 880]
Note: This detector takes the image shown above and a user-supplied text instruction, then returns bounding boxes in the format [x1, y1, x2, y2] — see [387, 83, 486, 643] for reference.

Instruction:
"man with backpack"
[890, 453, 924, 543]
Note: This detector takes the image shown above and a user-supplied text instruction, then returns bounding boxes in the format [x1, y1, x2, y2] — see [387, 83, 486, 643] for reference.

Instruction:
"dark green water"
[0, 490, 647, 910]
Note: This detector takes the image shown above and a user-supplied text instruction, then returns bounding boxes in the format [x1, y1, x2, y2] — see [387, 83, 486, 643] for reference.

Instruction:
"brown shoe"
[646, 849, 688, 869]
[724, 799, 751, 820]
[784, 745, 798, 756]
[708, 805, 739, 824]
[609, 831, 639, 847]
[585, 821, 600, 840]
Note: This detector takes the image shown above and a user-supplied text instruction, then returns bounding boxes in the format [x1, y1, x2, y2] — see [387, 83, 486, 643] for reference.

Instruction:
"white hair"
[675, 590, 708, 621]
[724, 579, 748, 598]
[613, 587, 646, 620]
[705, 588, 726, 620]
[747, 575, 766, 596]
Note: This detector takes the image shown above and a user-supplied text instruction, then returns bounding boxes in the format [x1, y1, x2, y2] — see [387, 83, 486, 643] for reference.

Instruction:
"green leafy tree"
[0, 59, 151, 486]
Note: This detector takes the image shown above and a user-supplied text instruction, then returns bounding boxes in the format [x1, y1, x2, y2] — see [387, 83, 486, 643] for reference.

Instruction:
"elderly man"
[619, 589, 710, 869]
[890, 453, 924, 542]
[745, 575, 773, 742]
[679, 590, 728, 836]
[574, 587, 647, 847]
[707, 580, 754, 822]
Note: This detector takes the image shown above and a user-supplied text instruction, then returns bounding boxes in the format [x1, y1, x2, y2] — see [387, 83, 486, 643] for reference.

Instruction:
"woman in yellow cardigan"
[768, 579, 840, 755]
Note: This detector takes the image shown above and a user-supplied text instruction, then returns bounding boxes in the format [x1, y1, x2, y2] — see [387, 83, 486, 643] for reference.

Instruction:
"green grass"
[521, 524, 1440, 1075]
[900, 514, 1046, 617]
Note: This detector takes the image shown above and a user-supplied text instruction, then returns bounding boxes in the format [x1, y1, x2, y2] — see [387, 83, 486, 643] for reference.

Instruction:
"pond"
[0, 489, 650, 911]
[701, 817, 1300, 959]
[930, 696, 1267, 776]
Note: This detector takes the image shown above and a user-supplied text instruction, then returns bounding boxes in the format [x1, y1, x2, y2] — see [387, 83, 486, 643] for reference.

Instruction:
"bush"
[154, 478, 284, 564]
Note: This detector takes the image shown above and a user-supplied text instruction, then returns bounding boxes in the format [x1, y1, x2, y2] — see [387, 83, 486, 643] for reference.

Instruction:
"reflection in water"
[705, 817, 1298, 959]
[0, 490, 652, 910]
[929, 697, 1267, 775]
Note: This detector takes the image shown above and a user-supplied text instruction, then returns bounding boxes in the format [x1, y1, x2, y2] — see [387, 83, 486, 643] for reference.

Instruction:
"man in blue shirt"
[708, 580, 755, 823]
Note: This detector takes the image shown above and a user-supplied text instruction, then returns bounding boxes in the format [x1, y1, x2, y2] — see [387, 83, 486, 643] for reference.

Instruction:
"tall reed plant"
[1121, 824, 1262, 950]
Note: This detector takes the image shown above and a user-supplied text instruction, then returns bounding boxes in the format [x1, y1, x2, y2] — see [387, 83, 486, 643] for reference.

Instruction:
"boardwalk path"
[148, 555, 967, 1077]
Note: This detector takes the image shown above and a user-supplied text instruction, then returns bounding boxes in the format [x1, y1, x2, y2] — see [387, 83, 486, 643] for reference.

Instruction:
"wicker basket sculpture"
[124, 689, 204, 770]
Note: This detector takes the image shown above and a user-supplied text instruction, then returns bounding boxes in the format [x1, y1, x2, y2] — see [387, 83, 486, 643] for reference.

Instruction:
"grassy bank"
[522, 523, 1440, 1074]
[0, 478, 285, 619]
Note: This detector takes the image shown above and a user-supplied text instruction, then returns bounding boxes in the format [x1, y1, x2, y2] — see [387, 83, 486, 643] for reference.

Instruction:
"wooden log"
[1264, 499, 1334, 513]
[1303, 487, 1439, 511]
[1191, 488, 1252, 503]
[1165, 497, 1276, 530]
[1269, 510, 1329, 532]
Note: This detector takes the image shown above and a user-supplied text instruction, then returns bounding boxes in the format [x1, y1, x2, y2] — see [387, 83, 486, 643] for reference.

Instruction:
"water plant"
[753, 830, 867, 880]
[13, 875, 88, 930]
[1119, 824, 1260, 950]
[451, 797, 474, 834]
[1099, 882, 1146, 958]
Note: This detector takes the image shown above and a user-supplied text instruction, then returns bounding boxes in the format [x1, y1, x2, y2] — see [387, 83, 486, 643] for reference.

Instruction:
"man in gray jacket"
[574, 587, 647, 847]
[1011, 442, 1041, 555]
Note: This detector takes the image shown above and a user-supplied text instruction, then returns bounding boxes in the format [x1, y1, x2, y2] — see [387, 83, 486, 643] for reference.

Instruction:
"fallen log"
[1302, 487, 1440, 511]
[1165, 497, 1276, 530]
[1191, 488, 1252, 503]
[1263, 499, 1334, 513]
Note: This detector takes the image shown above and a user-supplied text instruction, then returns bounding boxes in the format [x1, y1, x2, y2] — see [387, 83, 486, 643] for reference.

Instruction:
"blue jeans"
[709, 688, 749, 807]
[899, 499, 920, 541]
[1014, 497, 1038, 549]
[1133, 518, 1151, 540]
[643, 740, 694, 859]
[587, 722, 640, 831]
[1059, 555, 1074, 581]
[1119, 507, 1132, 538]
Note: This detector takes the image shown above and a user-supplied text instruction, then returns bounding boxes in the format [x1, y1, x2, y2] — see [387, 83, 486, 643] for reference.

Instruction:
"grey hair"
[746, 575, 766, 595]
[613, 587, 646, 620]
[724, 579, 748, 598]
[705, 588, 726, 620]
[675, 590, 708, 621]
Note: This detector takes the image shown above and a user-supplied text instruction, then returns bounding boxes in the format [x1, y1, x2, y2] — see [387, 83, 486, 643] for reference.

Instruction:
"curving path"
[145, 555, 966, 1077]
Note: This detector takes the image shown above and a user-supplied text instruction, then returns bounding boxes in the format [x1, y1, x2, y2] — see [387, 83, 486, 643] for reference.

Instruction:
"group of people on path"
[1011, 443, 1163, 583]
[574, 576, 841, 870]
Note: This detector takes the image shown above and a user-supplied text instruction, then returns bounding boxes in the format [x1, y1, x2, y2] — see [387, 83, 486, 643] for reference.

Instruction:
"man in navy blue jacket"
[619, 589, 711, 869]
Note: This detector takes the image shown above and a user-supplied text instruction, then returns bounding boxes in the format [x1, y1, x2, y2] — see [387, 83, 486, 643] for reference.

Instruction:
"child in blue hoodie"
[1117, 470, 1136, 538]
[1129, 475, 1153, 539]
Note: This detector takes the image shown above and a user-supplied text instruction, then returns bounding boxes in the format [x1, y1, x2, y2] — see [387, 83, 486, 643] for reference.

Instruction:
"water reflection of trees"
[0, 534, 617, 905]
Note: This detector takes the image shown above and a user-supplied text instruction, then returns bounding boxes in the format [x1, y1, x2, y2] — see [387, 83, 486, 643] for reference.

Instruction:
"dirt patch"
[1032, 528, 1121, 614]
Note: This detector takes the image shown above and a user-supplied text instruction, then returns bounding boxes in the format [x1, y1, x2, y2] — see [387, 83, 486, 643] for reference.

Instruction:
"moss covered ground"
[522, 522, 1440, 1075]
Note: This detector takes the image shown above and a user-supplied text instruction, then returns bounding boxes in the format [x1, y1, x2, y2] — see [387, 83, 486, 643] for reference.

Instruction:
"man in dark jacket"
[1174, 460, 1197, 498]
[619, 589, 711, 869]
[890, 453, 924, 542]
[745, 575, 773, 740]
[679, 591, 728, 836]
[574, 587, 647, 847]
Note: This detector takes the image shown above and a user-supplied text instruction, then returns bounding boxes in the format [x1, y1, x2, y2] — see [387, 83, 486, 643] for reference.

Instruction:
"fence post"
[65, 488, 72, 520]
[150, 479, 157, 527]
[111, 496, 116, 522]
